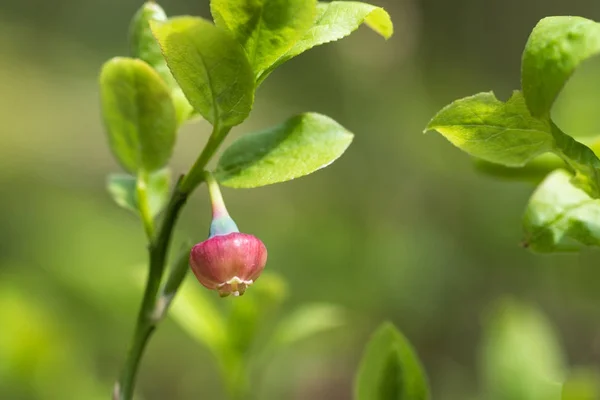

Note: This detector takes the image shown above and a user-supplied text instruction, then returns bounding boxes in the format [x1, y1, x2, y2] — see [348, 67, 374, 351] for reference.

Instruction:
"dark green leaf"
[211, 0, 316, 77]
[106, 169, 171, 218]
[550, 122, 600, 198]
[150, 17, 255, 127]
[522, 16, 600, 117]
[99, 57, 177, 173]
[129, 2, 195, 124]
[523, 169, 600, 252]
[426, 91, 554, 167]
[354, 322, 429, 400]
[480, 299, 565, 400]
[473, 154, 564, 183]
[216, 112, 353, 188]
[259, 1, 393, 83]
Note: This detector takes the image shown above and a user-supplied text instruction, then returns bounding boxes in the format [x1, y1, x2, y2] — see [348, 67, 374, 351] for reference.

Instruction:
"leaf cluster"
[426, 16, 600, 252]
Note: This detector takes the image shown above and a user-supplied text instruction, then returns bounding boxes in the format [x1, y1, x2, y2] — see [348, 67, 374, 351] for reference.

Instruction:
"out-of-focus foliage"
[479, 299, 565, 400]
[3, 0, 600, 399]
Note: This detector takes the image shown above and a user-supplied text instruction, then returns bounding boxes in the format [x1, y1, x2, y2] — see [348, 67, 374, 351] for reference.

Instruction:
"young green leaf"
[258, 1, 393, 83]
[99, 57, 177, 173]
[354, 322, 429, 400]
[211, 0, 316, 77]
[215, 112, 353, 188]
[129, 2, 195, 125]
[106, 169, 171, 218]
[473, 153, 565, 183]
[270, 303, 345, 346]
[522, 16, 600, 117]
[480, 299, 565, 400]
[426, 91, 554, 167]
[523, 169, 600, 252]
[150, 17, 255, 128]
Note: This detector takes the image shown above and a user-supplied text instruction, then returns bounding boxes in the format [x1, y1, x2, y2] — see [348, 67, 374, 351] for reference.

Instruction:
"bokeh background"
[2, 0, 600, 399]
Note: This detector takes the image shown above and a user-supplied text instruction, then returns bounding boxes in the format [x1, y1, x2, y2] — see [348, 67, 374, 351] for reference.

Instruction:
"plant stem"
[114, 124, 232, 400]
[136, 170, 155, 239]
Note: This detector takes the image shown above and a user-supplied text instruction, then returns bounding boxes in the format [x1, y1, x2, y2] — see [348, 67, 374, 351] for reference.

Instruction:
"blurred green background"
[2, 0, 600, 399]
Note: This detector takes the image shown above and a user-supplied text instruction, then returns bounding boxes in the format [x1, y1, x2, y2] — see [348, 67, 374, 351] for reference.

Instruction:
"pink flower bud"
[189, 172, 268, 297]
[189, 232, 267, 297]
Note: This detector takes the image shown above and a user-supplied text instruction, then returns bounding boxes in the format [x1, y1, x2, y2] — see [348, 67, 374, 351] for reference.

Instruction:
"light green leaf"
[129, 2, 195, 124]
[215, 112, 353, 188]
[99, 57, 177, 173]
[562, 369, 600, 400]
[226, 272, 287, 356]
[106, 169, 171, 218]
[473, 153, 564, 183]
[354, 322, 429, 400]
[150, 17, 255, 127]
[169, 277, 227, 355]
[522, 16, 600, 117]
[211, 0, 316, 77]
[480, 299, 565, 400]
[259, 1, 393, 83]
[523, 169, 600, 252]
[425, 91, 554, 167]
[271, 303, 345, 346]
[427, 91, 600, 198]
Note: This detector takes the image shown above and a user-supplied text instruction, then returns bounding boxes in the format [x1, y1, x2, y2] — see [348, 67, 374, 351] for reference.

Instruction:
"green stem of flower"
[114, 123, 232, 400]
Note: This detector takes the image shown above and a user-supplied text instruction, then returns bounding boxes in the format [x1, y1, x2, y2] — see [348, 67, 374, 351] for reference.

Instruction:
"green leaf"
[354, 322, 429, 400]
[99, 57, 177, 173]
[259, 1, 393, 83]
[150, 17, 255, 127]
[480, 298, 565, 400]
[271, 303, 345, 346]
[129, 2, 195, 125]
[215, 112, 353, 188]
[427, 91, 600, 197]
[106, 169, 171, 218]
[425, 91, 554, 167]
[522, 16, 600, 117]
[549, 122, 600, 198]
[562, 369, 600, 400]
[226, 272, 287, 356]
[473, 153, 565, 183]
[211, 0, 316, 77]
[169, 277, 227, 356]
[523, 169, 600, 252]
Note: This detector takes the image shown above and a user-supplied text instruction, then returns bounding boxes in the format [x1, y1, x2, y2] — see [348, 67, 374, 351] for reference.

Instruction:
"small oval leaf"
[354, 322, 429, 400]
[211, 0, 316, 77]
[99, 57, 177, 173]
[522, 16, 600, 117]
[215, 112, 353, 188]
[129, 2, 195, 124]
[150, 16, 255, 127]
